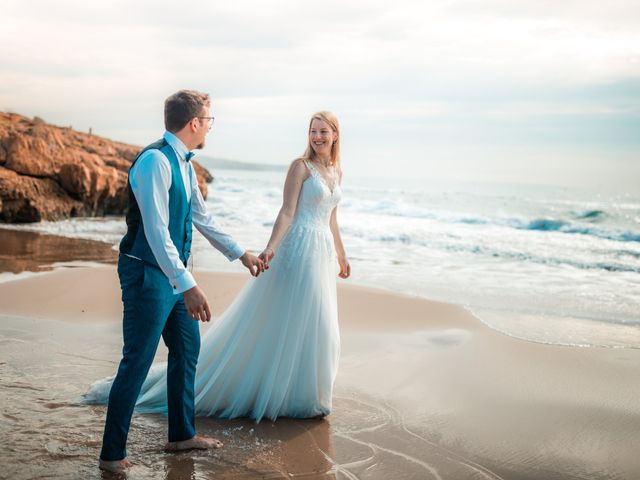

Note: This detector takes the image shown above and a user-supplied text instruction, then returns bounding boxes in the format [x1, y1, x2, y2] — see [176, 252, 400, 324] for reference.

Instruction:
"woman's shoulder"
[287, 157, 312, 177]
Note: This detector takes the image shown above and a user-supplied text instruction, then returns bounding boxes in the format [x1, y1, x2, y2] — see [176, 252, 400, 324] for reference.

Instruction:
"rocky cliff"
[0, 112, 213, 223]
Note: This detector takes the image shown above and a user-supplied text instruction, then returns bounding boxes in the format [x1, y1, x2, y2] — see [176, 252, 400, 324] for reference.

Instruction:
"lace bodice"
[292, 160, 342, 230]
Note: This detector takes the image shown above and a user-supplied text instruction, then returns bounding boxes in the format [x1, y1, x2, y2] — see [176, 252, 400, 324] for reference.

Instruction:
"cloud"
[0, 0, 638, 186]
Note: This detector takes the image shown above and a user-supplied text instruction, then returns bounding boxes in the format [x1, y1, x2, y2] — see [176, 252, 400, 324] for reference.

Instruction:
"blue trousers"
[100, 255, 200, 461]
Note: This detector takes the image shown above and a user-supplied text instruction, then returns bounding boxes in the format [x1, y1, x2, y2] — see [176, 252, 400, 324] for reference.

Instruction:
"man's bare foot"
[164, 434, 223, 452]
[99, 458, 133, 474]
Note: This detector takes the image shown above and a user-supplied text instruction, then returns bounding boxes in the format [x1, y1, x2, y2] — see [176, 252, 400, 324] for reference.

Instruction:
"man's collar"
[163, 131, 194, 161]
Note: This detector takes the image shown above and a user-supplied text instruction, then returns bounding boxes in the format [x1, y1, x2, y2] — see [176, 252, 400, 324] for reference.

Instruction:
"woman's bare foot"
[164, 434, 223, 452]
[99, 458, 133, 474]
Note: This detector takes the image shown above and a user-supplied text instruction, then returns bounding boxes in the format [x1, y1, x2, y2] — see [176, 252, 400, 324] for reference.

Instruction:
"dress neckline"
[305, 160, 338, 195]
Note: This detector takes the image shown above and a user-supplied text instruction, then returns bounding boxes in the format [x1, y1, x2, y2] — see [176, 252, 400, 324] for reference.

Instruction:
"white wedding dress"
[85, 160, 342, 422]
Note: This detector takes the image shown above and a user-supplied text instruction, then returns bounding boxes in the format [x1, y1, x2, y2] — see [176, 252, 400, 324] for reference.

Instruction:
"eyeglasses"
[197, 116, 215, 130]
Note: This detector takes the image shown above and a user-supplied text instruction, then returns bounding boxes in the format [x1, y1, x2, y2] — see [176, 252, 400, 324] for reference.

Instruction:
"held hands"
[258, 247, 275, 268]
[183, 252, 264, 323]
[183, 285, 212, 322]
[240, 252, 266, 277]
[338, 255, 351, 279]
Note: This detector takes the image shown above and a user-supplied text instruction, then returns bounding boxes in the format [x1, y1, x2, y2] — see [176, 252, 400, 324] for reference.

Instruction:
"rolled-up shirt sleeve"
[190, 164, 245, 261]
[130, 150, 196, 294]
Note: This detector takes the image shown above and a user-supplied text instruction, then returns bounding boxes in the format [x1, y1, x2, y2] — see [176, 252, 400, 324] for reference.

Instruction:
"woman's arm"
[330, 205, 351, 279]
[259, 159, 308, 265]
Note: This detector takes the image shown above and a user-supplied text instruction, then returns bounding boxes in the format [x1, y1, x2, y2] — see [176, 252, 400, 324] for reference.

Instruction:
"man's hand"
[240, 252, 265, 277]
[183, 285, 212, 322]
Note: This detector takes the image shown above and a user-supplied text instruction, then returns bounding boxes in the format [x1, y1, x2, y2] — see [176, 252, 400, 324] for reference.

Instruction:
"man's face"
[194, 105, 213, 149]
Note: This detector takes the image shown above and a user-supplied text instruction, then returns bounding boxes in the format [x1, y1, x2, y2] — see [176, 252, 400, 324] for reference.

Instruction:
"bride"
[86, 111, 350, 423]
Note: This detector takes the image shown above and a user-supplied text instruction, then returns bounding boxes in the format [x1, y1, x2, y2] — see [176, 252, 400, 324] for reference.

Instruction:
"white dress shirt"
[128, 131, 245, 294]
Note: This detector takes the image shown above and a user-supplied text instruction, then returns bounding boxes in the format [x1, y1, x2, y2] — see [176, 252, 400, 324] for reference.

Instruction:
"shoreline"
[1, 226, 637, 350]
[1, 265, 639, 479]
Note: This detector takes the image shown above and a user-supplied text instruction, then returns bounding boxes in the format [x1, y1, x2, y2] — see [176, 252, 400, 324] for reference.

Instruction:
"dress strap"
[303, 159, 319, 177]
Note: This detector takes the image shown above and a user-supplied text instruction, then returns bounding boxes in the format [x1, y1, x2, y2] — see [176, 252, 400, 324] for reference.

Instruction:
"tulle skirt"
[85, 223, 340, 423]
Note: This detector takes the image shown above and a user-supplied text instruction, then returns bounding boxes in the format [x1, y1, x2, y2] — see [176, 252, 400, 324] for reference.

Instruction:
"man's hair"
[164, 90, 210, 133]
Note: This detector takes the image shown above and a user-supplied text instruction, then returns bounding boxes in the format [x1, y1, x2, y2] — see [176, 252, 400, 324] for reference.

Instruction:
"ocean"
[4, 167, 639, 349]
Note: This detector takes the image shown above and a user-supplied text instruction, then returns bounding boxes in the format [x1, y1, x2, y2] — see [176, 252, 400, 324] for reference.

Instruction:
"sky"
[1, 0, 639, 188]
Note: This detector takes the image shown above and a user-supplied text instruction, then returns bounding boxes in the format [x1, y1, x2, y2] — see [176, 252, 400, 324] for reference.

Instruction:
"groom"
[99, 90, 264, 474]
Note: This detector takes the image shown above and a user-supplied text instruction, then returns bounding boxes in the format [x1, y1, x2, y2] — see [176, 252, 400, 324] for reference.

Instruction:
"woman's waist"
[290, 218, 331, 232]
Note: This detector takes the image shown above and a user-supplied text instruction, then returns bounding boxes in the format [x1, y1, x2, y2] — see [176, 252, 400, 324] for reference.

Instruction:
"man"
[99, 90, 264, 474]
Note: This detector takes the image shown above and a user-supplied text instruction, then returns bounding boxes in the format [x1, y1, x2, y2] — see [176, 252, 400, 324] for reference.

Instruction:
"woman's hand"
[259, 247, 275, 268]
[338, 255, 351, 279]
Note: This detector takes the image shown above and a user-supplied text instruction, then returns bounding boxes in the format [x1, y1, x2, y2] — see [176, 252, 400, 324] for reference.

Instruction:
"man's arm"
[131, 151, 211, 321]
[190, 166, 264, 276]
[131, 150, 196, 293]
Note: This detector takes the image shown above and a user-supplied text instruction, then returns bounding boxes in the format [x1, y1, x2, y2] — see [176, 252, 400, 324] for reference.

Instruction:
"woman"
[86, 111, 350, 422]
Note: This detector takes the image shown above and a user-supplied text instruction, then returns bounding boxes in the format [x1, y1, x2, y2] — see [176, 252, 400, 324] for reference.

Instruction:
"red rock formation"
[0, 167, 83, 222]
[0, 112, 213, 223]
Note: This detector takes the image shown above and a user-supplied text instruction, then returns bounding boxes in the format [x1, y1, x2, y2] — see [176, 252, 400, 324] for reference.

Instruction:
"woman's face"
[309, 118, 337, 159]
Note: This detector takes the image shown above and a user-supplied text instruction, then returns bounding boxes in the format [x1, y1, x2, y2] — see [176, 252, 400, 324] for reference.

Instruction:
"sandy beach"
[0, 262, 638, 480]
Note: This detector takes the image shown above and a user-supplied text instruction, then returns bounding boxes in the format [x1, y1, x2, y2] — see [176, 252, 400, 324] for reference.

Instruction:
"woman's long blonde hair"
[299, 111, 341, 173]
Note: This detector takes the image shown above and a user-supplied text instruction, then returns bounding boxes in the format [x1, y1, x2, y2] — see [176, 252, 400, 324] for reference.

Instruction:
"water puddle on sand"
[0, 229, 117, 275]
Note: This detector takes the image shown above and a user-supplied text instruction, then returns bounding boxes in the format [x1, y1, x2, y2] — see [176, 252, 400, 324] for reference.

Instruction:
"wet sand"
[0, 228, 117, 275]
[1, 266, 639, 479]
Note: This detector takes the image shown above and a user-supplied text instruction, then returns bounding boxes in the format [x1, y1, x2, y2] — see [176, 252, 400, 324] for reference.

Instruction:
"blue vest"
[119, 139, 193, 267]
